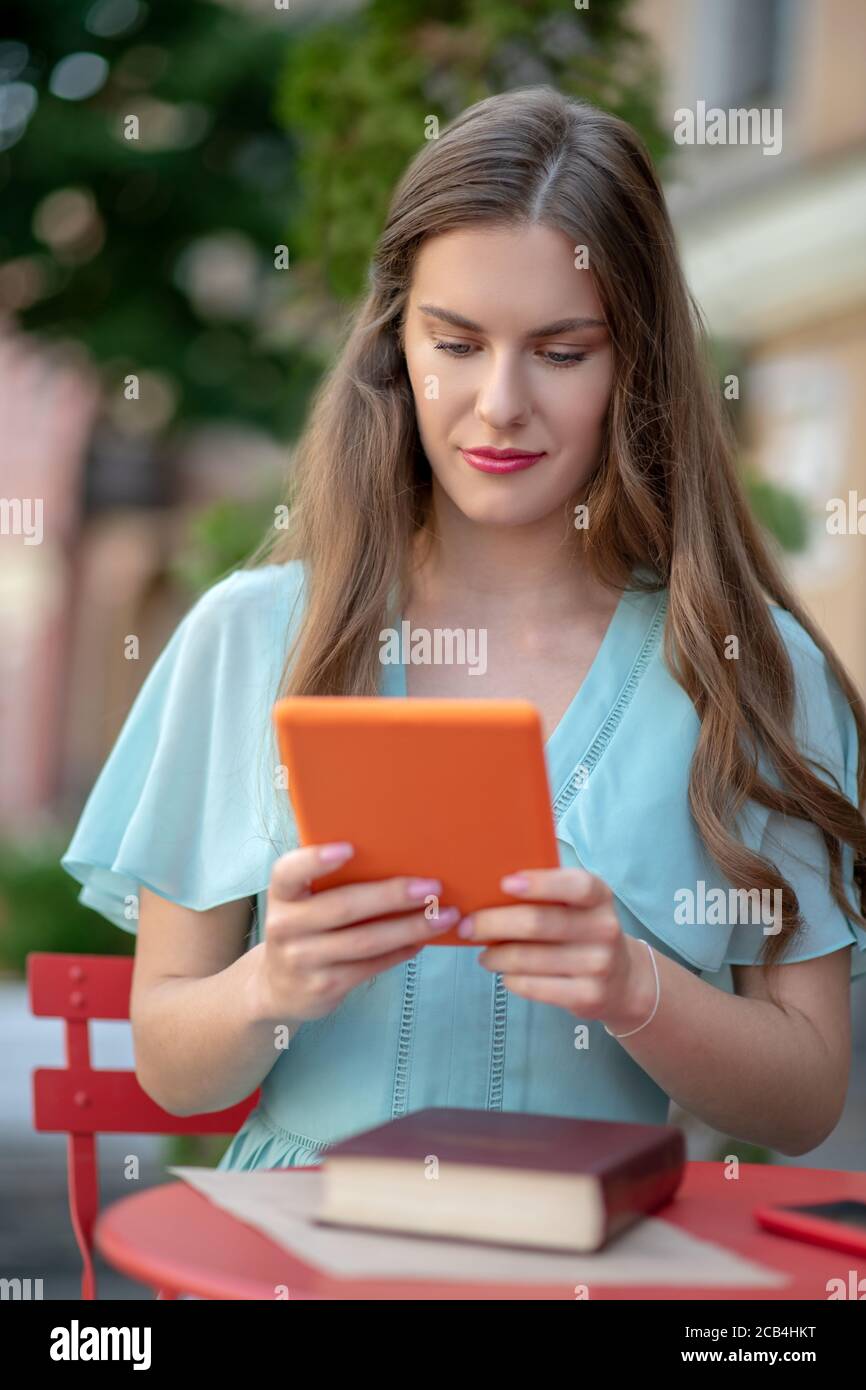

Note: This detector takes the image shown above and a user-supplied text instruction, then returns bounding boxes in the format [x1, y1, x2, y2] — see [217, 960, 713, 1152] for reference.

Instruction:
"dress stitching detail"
[392, 952, 419, 1116]
[253, 1101, 331, 1153]
[487, 972, 508, 1109]
[552, 591, 667, 821]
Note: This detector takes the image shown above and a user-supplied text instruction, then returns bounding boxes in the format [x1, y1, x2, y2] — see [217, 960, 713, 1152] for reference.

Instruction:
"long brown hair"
[245, 85, 866, 974]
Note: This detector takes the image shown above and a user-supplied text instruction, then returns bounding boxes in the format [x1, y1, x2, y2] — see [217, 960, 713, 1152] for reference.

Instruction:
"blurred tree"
[709, 338, 808, 554]
[0, 0, 805, 553]
[0, 839, 134, 972]
[171, 492, 283, 595]
[741, 468, 809, 553]
[274, 0, 805, 553]
[278, 0, 668, 300]
[0, 0, 321, 437]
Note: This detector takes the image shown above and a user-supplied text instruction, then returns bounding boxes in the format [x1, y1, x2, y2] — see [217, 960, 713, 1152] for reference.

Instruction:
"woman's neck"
[408, 483, 613, 627]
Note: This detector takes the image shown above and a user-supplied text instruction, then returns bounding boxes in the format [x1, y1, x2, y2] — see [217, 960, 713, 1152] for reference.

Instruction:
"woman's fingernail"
[319, 842, 354, 863]
[407, 878, 442, 899]
[428, 907, 459, 931]
[501, 873, 530, 892]
[457, 916, 475, 938]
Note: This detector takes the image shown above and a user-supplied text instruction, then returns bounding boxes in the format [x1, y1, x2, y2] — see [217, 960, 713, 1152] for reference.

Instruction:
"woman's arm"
[131, 888, 295, 1116]
[132, 846, 455, 1117]
[609, 939, 852, 1156]
[469, 868, 852, 1157]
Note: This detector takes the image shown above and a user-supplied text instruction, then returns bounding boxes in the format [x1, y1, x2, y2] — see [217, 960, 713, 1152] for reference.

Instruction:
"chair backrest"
[27, 952, 260, 1299]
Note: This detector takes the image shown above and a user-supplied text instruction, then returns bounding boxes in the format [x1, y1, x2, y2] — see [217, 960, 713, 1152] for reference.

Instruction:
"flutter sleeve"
[718, 607, 866, 981]
[553, 598, 866, 985]
[60, 563, 306, 933]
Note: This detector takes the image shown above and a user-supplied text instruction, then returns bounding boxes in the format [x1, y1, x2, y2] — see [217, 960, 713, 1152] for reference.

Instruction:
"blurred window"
[693, 0, 790, 108]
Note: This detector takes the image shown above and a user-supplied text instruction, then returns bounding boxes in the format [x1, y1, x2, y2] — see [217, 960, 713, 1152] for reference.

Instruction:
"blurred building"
[0, 331, 97, 828]
[0, 319, 282, 834]
[635, 0, 866, 690]
[4, 0, 866, 834]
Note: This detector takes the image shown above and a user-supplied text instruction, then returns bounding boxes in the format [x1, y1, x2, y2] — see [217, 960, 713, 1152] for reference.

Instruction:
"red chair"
[27, 952, 259, 1300]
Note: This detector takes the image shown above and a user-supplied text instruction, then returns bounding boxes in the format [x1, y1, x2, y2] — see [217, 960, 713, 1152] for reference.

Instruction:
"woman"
[62, 87, 866, 1168]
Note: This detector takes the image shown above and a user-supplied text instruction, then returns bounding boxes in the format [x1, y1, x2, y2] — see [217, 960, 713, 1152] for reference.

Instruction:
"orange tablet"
[272, 697, 560, 947]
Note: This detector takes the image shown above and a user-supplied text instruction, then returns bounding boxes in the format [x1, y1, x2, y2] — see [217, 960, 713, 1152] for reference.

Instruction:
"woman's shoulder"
[59, 560, 309, 929]
[764, 599, 856, 758]
[189, 560, 307, 628]
[766, 598, 827, 669]
[170, 561, 309, 671]
[555, 584, 865, 979]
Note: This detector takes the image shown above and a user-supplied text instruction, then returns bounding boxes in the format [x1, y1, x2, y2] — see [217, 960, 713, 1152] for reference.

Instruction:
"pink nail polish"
[407, 878, 442, 899]
[319, 842, 354, 863]
[501, 873, 529, 892]
[429, 907, 459, 932]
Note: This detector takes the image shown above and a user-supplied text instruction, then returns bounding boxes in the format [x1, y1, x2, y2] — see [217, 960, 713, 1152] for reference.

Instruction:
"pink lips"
[460, 447, 545, 474]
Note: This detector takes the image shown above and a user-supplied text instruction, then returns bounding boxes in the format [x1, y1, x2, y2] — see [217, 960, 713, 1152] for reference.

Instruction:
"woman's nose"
[474, 355, 531, 429]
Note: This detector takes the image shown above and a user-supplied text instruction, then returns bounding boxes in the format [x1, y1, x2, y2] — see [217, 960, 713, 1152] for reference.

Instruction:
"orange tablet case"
[272, 697, 560, 947]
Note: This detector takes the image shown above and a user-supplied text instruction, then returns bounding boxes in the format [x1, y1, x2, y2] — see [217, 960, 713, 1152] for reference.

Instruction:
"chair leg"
[68, 1133, 99, 1301]
[80, 1257, 97, 1301]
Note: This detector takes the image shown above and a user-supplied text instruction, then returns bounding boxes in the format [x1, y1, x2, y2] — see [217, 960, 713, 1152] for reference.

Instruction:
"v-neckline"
[379, 567, 663, 783]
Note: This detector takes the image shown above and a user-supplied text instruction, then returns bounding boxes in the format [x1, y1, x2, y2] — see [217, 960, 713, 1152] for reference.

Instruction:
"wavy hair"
[244, 85, 866, 976]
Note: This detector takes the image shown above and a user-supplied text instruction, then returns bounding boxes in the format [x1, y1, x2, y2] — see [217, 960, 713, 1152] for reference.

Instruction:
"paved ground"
[3, 977, 865, 1300]
[0, 981, 176, 1298]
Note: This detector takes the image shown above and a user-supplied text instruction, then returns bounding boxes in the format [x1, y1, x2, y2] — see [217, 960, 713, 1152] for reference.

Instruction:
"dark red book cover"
[323, 1106, 686, 1244]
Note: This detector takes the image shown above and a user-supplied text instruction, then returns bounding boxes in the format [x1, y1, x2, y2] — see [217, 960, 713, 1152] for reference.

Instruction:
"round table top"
[94, 1159, 866, 1300]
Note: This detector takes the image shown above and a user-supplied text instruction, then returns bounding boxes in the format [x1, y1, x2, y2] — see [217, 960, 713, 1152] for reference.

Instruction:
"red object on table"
[27, 952, 260, 1300]
[94, 1161, 866, 1300]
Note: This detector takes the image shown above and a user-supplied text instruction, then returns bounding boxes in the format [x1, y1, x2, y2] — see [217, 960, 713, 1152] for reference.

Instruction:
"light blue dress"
[60, 561, 866, 1169]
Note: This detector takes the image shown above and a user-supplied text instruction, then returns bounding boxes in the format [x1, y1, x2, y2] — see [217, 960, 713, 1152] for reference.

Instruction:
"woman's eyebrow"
[416, 303, 607, 336]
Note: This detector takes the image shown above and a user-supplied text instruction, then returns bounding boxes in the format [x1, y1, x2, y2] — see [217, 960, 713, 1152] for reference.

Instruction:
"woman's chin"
[453, 495, 559, 528]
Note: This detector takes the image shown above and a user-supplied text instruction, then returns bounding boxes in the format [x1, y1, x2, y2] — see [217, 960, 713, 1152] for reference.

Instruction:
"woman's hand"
[461, 867, 656, 1034]
[253, 843, 457, 1023]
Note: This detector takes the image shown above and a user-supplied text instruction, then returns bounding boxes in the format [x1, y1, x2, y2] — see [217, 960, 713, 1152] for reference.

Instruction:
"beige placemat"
[168, 1166, 789, 1289]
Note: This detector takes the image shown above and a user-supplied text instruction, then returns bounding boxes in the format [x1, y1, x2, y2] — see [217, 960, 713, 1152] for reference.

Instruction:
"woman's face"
[402, 222, 614, 528]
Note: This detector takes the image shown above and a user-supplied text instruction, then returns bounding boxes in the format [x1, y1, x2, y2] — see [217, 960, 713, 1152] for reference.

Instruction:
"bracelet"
[603, 939, 660, 1039]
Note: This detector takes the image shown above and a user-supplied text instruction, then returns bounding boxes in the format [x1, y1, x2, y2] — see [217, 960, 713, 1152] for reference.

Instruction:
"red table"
[94, 1160, 866, 1300]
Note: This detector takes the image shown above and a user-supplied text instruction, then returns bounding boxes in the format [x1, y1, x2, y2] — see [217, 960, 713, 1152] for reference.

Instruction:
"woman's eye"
[431, 340, 587, 368]
[543, 350, 588, 367]
[432, 340, 474, 357]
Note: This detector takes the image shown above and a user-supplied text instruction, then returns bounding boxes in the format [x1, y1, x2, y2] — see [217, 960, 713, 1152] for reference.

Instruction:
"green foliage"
[169, 494, 281, 596]
[712, 1137, 774, 1166]
[161, 1132, 232, 1169]
[0, 0, 320, 435]
[743, 472, 809, 553]
[0, 838, 134, 975]
[711, 337, 809, 553]
[277, 0, 668, 300]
